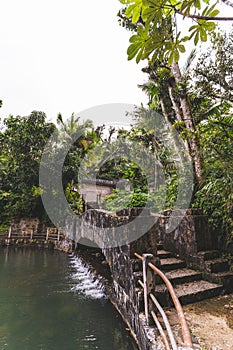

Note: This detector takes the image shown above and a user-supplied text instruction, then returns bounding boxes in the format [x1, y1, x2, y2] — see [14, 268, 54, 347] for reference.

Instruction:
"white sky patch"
[0, 1, 232, 124]
[0, 0, 147, 122]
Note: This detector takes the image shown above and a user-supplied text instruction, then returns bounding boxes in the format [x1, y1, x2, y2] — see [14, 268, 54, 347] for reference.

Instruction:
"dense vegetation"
[115, 0, 233, 248]
[0, 1, 232, 249]
[0, 111, 55, 223]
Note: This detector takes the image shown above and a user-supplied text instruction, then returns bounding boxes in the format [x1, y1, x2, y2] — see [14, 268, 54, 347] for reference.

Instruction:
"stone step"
[204, 258, 229, 273]
[156, 243, 164, 250]
[154, 280, 223, 306]
[134, 266, 203, 288]
[174, 280, 223, 305]
[163, 269, 203, 285]
[204, 271, 233, 293]
[157, 250, 173, 259]
[197, 250, 220, 261]
[160, 257, 186, 271]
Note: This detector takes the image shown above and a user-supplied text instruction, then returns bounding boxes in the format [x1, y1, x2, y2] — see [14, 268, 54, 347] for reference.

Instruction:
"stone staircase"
[192, 249, 233, 293]
[132, 243, 233, 307]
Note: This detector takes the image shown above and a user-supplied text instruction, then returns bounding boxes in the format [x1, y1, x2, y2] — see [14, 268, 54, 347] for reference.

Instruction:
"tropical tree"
[0, 111, 56, 222]
[194, 114, 233, 249]
[118, 0, 233, 186]
[193, 30, 233, 106]
[119, 0, 233, 63]
[185, 31, 233, 247]
[54, 113, 105, 214]
[56, 113, 102, 185]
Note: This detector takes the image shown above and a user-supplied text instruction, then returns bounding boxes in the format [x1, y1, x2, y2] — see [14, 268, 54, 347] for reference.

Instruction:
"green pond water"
[0, 247, 136, 350]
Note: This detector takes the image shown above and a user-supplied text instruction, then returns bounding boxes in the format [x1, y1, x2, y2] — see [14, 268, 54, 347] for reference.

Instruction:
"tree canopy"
[119, 0, 233, 64]
[0, 7, 232, 250]
[0, 111, 56, 222]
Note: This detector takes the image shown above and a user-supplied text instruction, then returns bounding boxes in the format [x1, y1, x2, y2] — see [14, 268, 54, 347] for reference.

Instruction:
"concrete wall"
[80, 184, 113, 203]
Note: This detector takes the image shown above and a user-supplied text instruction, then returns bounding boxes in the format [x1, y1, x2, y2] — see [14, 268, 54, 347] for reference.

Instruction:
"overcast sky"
[1, 1, 232, 124]
[0, 0, 148, 123]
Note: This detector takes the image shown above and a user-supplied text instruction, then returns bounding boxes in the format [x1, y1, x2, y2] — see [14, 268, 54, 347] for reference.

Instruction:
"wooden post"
[30, 229, 33, 240]
[8, 227, 11, 239]
[57, 228, 60, 241]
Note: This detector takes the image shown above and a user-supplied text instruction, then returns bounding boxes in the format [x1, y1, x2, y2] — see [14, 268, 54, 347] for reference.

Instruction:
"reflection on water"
[0, 247, 136, 350]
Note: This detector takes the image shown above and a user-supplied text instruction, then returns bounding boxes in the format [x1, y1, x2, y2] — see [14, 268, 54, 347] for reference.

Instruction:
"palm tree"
[57, 112, 93, 139]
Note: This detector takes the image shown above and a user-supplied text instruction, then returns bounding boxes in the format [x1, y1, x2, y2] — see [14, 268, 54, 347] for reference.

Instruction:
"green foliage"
[117, 20, 233, 249]
[180, 30, 233, 245]
[194, 115, 233, 243]
[46, 113, 104, 216]
[122, 0, 143, 23]
[97, 156, 148, 190]
[0, 224, 9, 235]
[127, 25, 150, 63]
[65, 183, 83, 215]
[0, 112, 56, 222]
[102, 181, 184, 213]
[192, 29, 233, 105]
[119, 0, 226, 65]
[103, 189, 148, 211]
[100, 112, 192, 213]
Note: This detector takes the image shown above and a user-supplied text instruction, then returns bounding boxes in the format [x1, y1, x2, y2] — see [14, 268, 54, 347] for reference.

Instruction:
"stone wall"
[65, 207, 212, 350]
[66, 209, 164, 350]
[10, 218, 42, 236]
[155, 209, 212, 264]
[9, 218, 59, 238]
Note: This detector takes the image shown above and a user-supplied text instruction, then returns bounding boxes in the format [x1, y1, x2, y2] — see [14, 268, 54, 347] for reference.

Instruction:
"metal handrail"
[151, 310, 171, 350]
[138, 279, 177, 350]
[134, 252, 194, 350]
[150, 293, 178, 350]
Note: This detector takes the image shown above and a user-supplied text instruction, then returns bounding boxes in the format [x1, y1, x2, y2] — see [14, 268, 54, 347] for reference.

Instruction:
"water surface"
[0, 247, 136, 350]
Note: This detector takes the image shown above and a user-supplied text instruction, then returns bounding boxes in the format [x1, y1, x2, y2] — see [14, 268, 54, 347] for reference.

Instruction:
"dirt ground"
[183, 294, 233, 350]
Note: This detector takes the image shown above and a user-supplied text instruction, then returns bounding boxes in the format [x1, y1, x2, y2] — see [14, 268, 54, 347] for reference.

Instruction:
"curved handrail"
[134, 252, 194, 350]
[138, 279, 174, 350]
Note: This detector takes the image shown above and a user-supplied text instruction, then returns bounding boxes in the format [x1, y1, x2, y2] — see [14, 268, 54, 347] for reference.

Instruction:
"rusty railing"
[134, 252, 194, 350]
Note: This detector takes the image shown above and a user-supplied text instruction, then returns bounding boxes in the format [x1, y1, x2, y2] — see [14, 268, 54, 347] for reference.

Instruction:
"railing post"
[8, 226, 12, 239]
[57, 228, 60, 241]
[142, 253, 153, 325]
[46, 228, 49, 241]
[30, 229, 33, 240]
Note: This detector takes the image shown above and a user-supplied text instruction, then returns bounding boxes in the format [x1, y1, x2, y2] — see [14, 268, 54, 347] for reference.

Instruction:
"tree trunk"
[160, 95, 171, 125]
[167, 85, 183, 122]
[160, 94, 191, 160]
[171, 62, 204, 185]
